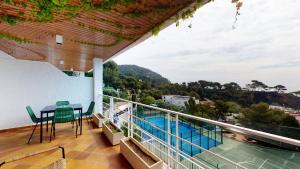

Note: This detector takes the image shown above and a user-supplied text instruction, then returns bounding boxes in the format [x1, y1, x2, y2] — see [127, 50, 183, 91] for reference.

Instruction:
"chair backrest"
[56, 101, 70, 107]
[86, 101, 95, 116]
[26, 106, 38, 123]
[54, 107, 74, 123]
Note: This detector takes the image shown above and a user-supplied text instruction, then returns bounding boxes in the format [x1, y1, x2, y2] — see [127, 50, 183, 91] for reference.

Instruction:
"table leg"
[80, 109, 83, 135]
[78, 110, 81, 126]
[46, 113, 49, 132]
[40, 111, 43, 143]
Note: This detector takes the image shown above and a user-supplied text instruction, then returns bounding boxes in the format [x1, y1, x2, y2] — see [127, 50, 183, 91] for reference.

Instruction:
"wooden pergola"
[0, 0, 210, 71]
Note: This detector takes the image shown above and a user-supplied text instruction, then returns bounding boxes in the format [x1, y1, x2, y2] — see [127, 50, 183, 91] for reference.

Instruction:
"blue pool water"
[135, 116, 221, 156]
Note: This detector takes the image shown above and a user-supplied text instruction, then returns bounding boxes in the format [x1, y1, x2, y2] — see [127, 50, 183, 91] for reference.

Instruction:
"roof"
[0, 0, 209, 71]
[163, 95, 191, 98]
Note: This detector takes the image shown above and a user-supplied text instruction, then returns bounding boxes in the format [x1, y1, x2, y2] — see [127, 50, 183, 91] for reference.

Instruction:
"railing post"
[167, 112, 171, 168]
[175, 114, 179, 169]
[127, 102, 131, 137]
[130, 103, 133, 138]
[109, 97, 114, 120]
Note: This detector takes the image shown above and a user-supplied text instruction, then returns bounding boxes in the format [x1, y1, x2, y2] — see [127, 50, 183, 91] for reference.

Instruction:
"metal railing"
[101, 95, 300, 169]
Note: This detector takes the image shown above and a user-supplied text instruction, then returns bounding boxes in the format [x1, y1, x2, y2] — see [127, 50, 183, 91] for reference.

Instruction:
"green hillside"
[119, 65, 170, 86]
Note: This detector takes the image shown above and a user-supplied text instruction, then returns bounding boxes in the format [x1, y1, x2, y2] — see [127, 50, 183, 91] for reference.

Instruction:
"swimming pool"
[135, 116, 222, 156]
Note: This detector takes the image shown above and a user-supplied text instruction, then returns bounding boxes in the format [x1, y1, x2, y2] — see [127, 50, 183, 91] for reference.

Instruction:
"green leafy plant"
[0, 32, 32, 44]
[105, 121, 122, 133]
[4, 0, 15, 5]
[121, 122, 142, 142]
[0, 15, 20, 25]
[68, 35, 123, 48]
[85, 71, 93, 77]
[51, 0, 69, 7]
[18, 11, 25, 17]
[151, 26, 160, 36]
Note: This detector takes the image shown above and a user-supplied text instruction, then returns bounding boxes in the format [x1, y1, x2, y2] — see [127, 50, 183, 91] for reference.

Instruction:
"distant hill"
[119, 65, 170, 86]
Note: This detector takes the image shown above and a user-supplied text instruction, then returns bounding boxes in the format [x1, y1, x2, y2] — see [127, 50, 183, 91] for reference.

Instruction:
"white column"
[93, 58, 103, 114]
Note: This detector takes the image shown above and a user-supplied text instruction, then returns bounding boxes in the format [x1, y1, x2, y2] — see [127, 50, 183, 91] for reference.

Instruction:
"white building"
[162, 95, 199, 107]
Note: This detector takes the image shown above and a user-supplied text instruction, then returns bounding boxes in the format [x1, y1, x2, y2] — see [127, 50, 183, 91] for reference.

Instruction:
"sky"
[114, 0, 300, 92]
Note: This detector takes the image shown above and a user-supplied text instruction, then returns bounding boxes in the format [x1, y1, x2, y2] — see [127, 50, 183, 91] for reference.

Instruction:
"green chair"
[56, 101, 70, 107]
[26, 106, 53, 144]
[50, 107, 78, 141]
[75, 101, 95, 125]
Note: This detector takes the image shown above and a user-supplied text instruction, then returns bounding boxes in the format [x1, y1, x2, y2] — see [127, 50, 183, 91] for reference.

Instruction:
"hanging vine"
[0, 0, 243, 46]
[67, 36, 123, 48]
[0, 0, 134, 24]
[0, 32, 33, 44]
[231, 0, 243, 29]
[152, 0, 243, 35]
[73, 21, 134, 41]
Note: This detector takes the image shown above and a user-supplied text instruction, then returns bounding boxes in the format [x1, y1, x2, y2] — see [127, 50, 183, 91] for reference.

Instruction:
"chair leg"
[86, 116, 89, 125]
[27, 123, 38, 144]
[53, 123, 56, 138]
[50, 122, 53, 142]
[75, 120, 78, 138]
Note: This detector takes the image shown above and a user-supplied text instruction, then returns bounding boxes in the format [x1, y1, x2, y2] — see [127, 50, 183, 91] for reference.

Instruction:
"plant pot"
[92, 113, 106, 128]
[120, 137, 163, 169]
[102, 121, 124, 145]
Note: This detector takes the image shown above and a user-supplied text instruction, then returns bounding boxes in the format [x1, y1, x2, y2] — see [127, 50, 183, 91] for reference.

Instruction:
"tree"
[226, 101, 241, 114]
[141, 96, 156, 105]
[273, 85, 287, 93]
[184, 98, 200, 116]
[246, 80, 268, 91]
[103, 87, 118, 97]
[280, 115, 299, 127]
[215, 100, 229, 120]
[155, 99, 181, 111]
[197, 103, 216, 119]
[238, 102, 299, 128]
[103, 61, 122, 89]
[121, 76, 141, 94]
[222, 82, 242, 91]
[246, 83, 255, 91]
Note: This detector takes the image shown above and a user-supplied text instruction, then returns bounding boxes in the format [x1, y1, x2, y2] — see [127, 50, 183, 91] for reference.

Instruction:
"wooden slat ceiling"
[0, 0, 198, 71]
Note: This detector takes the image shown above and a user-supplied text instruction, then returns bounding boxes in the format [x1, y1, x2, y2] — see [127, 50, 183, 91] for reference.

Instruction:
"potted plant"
[92, 113, 106, 128]
[120, 137, 163, 169]
[102, 121, 124, 145]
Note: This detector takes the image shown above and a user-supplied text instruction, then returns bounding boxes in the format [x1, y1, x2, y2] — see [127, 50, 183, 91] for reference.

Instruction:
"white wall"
[0, 52, 93, 130]
[0, 50, 15, 60]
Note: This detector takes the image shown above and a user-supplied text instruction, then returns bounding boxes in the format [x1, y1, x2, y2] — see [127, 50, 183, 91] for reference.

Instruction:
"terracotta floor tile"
[0, 121, 132, 169]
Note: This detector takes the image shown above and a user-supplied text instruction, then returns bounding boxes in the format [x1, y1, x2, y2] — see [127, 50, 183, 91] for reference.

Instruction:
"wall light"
[56, 35, 63, 44]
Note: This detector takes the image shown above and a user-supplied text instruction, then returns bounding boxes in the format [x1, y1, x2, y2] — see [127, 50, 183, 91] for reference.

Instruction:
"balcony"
[0, 95, 300, 169]
[0, 0, 299, 169]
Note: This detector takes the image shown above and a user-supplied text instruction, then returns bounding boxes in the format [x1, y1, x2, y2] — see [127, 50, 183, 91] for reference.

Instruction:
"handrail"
[103, 94, 300, 147]
[118, 115, 209, 169]
[105, 95, 245, 168]
[129, 114, 245, 169]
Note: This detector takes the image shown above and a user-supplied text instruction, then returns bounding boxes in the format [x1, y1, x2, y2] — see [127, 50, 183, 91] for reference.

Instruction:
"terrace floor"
[0, 121, 133, 169]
